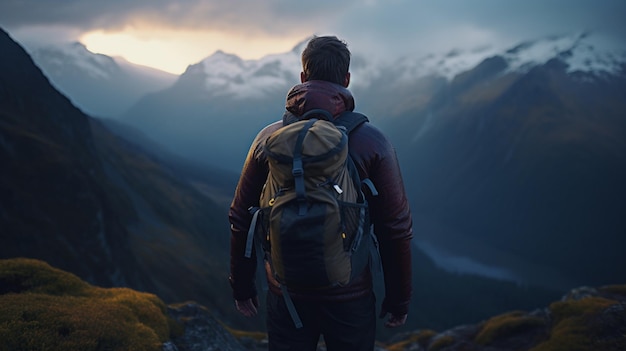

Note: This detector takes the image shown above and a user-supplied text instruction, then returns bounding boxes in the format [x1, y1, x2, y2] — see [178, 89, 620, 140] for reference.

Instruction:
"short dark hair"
[301, 36, 351, 85]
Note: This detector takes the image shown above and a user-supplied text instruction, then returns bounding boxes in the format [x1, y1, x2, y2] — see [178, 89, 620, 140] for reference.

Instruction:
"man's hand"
[235, 296, 260, 317]
[379, 308, 408, 328]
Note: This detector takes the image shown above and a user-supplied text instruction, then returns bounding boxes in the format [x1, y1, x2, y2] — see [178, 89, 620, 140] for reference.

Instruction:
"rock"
[166, 302, 247, 351]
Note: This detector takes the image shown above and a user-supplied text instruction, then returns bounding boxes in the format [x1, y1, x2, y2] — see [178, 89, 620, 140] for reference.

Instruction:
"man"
[229, 35, 413, 350]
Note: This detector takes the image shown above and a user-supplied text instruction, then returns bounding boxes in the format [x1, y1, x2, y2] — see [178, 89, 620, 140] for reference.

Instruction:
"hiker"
[229, 35, 413, 350]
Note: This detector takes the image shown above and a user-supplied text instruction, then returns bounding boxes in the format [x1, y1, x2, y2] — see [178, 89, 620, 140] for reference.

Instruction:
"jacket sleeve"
[228, 124, 276, 300]
[352, 124, 414, 315]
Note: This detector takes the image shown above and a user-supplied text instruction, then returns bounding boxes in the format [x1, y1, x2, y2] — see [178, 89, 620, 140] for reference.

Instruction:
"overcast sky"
[1, 0, 624, 74]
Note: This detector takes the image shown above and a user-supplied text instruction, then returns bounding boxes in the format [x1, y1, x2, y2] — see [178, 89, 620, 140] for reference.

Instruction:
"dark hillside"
[0, 27, 252, 330]
[389, 55, 626, 290]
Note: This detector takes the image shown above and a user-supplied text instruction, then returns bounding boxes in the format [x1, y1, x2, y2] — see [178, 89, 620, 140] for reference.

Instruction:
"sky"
[1, 0, 625, 75]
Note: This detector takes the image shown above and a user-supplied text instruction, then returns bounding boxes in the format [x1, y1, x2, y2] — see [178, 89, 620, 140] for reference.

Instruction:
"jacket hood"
[285, 80, 355, 119]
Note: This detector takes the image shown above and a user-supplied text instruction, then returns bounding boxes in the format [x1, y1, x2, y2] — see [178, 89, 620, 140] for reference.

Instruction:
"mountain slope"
[0, 27, 251, 330]
[27, 42, 176, 118]
[121, 48, 303, 170]
[385, 34, 626, 290]
[0, 27, 142, 288]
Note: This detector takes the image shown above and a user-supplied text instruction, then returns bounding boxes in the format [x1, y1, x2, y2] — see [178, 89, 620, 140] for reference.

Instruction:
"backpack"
[245, 109, 378, 328]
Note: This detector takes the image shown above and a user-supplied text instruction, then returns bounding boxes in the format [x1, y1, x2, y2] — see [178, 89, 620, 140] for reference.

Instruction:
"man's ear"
[343, 72, 351, 87]
[300, 72, 307, 83]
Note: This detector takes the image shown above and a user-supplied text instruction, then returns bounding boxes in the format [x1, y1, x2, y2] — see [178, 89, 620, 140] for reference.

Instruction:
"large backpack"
[245, 109, 378, 328]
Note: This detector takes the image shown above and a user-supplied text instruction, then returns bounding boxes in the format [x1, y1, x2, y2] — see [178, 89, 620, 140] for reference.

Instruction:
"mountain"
[121, 46, 303, 171]
[119, 38, 386, 171]
[380, 32, 626, 291]
[25, 41, 176, 118]
[0, 27, 253, 330]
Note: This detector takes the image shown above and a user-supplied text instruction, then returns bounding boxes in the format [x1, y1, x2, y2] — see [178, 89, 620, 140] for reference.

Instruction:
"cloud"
[0, 0, 347, 36]
[1, 0, 624, 71]
[335, 0, 626, 61]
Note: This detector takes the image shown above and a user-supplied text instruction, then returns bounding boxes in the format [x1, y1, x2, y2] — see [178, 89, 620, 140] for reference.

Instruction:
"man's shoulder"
[254, 120, 282, 142]
[351, 118, 388, 141]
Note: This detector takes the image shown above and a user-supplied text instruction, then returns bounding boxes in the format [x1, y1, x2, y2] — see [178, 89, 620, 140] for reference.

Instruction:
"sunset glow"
[80, 28, 302, 74]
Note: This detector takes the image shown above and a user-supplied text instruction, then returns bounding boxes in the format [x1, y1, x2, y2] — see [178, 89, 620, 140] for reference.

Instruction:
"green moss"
[549, 296, 615, 324]
[530, 296, 619, 351]
[0, 258, 90, 296]
[475, 310, 546, 345]
[0, 258, 174, 351]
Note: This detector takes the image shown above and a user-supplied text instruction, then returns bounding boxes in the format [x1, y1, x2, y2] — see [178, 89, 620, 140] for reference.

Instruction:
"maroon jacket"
[229, 80, 413, 315]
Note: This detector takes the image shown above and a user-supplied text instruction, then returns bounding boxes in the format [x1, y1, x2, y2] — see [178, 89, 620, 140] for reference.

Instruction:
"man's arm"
[360, 126, 413, 324]
[228, 122, 280, 307]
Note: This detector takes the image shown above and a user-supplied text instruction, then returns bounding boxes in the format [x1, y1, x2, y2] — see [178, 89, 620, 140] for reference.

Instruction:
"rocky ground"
[165, 285, 626, 351]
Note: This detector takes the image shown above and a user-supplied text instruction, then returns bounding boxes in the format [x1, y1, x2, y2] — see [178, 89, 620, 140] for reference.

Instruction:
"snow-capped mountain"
[121, 40, 311, 170]
[118, 31, 626, 171]
[24, 32, 625, 123]
[383, 32, 626, 291]
[391, 32, 625, 83]
[27, 42, 176, 118]
[197, 49, 300, 99]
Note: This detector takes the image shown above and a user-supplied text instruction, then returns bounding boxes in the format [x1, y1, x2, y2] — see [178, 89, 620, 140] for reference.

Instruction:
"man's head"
[301, 36, 351, 87]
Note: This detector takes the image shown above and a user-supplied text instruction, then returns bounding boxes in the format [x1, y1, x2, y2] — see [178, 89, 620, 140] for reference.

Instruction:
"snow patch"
[200, 50, 300, 99]
[399, 32, 626, 82]
[32, 42, 113, 80]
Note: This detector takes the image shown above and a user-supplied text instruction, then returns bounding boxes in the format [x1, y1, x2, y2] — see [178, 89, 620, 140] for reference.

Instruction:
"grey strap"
[280, 284, 303, 328]
[244, 208, 261, 258]
[362, 178, 379, 196]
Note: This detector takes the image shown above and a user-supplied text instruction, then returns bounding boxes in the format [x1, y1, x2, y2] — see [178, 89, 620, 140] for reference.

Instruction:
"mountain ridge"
[24, 40, 176, 118]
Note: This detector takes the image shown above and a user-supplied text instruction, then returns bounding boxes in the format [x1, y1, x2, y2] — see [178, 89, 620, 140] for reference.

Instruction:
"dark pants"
[266, 291, 377, 351]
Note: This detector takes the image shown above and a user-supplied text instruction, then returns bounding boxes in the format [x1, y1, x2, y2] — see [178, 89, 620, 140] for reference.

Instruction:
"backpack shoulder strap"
[334, 111, 378, 197]
[283, 110, 369, 130]
[333, 111, 369, 134]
